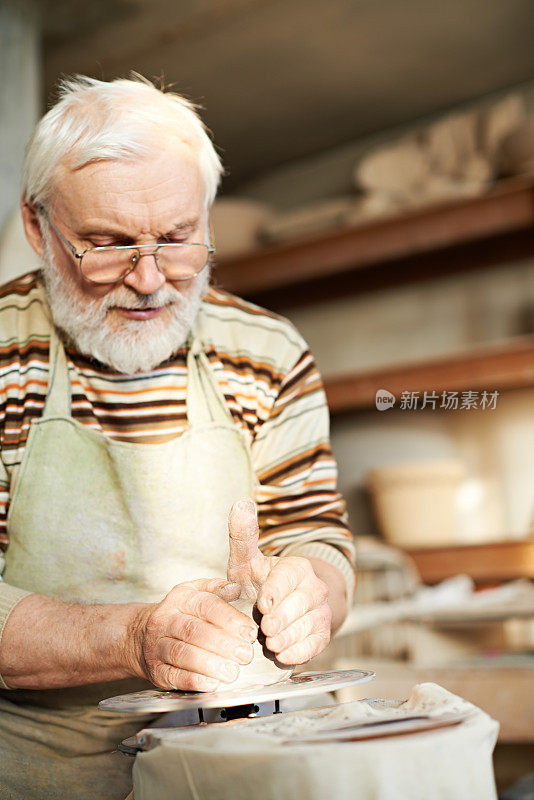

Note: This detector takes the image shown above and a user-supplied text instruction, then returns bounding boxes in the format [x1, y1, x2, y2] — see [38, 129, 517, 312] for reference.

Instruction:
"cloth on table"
[132, 682, 499, 800]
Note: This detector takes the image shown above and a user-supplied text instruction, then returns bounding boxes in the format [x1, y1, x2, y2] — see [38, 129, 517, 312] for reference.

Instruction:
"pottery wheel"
[99, 669, 375, 713]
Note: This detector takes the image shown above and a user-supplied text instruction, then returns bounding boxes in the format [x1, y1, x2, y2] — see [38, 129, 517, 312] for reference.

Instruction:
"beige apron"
[0, 326, 256, 800]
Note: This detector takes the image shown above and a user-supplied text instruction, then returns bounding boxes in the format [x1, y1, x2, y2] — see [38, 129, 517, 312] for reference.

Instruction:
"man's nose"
[122, 252, 166, 295]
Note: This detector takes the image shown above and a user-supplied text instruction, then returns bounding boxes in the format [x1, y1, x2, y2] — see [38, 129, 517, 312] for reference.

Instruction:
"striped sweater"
[0, 271, 355, 600]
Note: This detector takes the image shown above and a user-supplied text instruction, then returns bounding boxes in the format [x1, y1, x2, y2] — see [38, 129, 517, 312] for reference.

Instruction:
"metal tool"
[281, 712, 466, 744]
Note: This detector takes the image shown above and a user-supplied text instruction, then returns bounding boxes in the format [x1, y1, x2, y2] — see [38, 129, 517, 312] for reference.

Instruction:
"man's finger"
[256, 557, 313, 615]
[261, 587, 312, 636]
[213, 583, 242, 603]
[167, 615, 254, 665]
[156, 664, 220, 693]
[170, 586, 258, 643]
[265, 607, 331, 655]
[227, 497, 261, 579]
[158, 638, 240, 684]
[186, 578, 240, 599]
[277, 631, 331, 665]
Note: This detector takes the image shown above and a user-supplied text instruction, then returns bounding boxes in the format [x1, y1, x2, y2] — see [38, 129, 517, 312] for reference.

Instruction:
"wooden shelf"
[215, 177, 534, 308]
[406, 539, 534, 586]
[323, 337, 534, 414]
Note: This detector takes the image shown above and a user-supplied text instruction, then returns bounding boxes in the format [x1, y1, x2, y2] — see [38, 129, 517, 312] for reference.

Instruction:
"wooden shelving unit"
[216, 177, 534, 308]
[215, 179, 534, 415]
[323, 336, 534, 415]
[406, 539, 534, 586]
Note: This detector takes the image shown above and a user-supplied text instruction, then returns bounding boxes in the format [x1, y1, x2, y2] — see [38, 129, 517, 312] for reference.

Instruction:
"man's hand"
[0, 504, 345, 691]
[131, 578, 258, 692]
[227, 498, 333, 665]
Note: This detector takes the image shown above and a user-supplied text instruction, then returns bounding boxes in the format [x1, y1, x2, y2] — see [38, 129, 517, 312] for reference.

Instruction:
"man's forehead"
[54, 144, 203, 196]
[51, 145, 206, 232]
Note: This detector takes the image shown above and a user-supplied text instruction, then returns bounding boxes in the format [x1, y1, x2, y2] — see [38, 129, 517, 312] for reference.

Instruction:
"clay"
[230, 596, 294, 689]
[498, 116, 534, 177]
[226, 498, 295, 689]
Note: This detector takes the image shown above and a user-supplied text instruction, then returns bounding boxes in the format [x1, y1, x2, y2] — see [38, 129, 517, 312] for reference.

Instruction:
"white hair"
[22, 74, 223, 210]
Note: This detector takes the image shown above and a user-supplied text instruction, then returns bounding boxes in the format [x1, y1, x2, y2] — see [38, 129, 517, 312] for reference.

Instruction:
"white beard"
[40, 233, 210, 375]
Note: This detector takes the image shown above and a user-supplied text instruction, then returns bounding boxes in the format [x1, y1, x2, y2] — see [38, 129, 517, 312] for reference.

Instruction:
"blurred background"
[2, 0, 534, 791]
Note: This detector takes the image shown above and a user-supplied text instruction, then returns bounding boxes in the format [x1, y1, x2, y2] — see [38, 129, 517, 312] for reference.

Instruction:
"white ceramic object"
[354, 136, 429, 198]
[210, 197, 273, 259]
[498, 116, 534, 177]
[366, 458, 467, 549]
[480, 93, 525, 160]
[230, 596, 294, 689]
[262, 196, 361, 243]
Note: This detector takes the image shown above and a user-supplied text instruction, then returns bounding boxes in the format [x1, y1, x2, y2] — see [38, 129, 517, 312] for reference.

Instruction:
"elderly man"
[0, 75, 355, 799]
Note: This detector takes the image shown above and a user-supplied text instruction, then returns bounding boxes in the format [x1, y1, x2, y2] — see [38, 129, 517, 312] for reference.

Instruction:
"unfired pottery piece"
[229, 596, 294, 689]
[498, 116, 534, 177]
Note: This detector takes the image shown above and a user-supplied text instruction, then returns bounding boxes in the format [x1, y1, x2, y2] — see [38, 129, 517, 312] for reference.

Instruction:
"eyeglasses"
[37, 206, 214, 285]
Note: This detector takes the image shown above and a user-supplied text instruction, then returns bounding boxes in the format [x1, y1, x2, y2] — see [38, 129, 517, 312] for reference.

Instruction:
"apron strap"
[43, 327, 72, 419]
[186, 339, 233, 427]
[43, 328, 229, 425]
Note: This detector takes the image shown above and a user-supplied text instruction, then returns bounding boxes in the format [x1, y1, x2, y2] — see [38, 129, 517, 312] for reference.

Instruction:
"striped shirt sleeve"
[0, 459, 8, 551]
[252, 347, 356, 598]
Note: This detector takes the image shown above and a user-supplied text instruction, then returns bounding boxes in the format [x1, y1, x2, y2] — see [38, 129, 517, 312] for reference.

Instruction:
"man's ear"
[21, 199, 44, 257]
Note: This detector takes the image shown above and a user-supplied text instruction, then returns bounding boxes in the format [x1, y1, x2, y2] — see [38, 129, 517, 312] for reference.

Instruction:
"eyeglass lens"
[81, 244, 210, 283]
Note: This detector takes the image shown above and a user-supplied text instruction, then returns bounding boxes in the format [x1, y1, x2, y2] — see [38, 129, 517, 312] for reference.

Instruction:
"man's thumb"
[227, 497, 260, 579]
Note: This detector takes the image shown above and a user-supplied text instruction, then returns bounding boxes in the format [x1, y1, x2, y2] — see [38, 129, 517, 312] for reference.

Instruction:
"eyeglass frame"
[36, 204, 215, 285]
